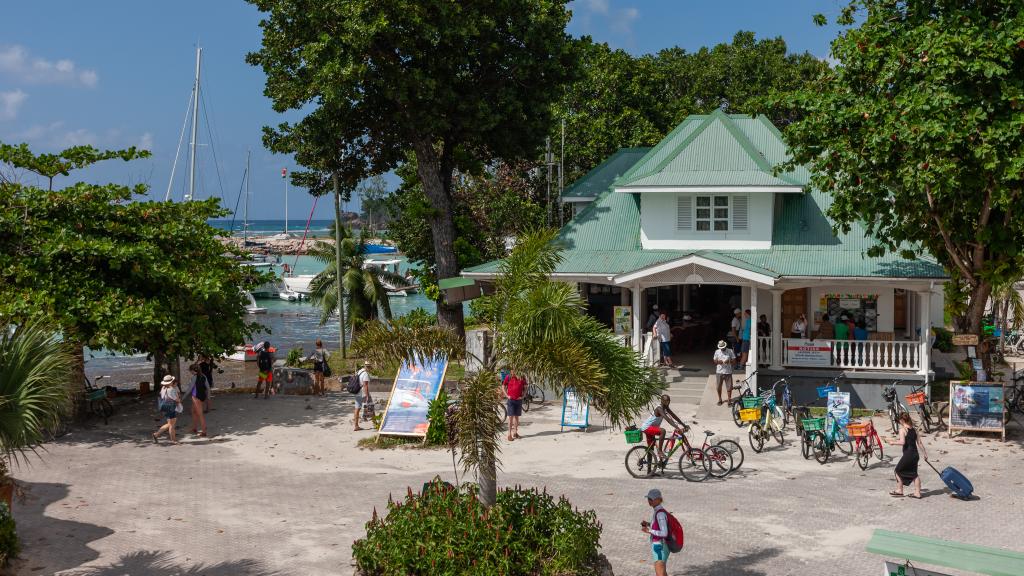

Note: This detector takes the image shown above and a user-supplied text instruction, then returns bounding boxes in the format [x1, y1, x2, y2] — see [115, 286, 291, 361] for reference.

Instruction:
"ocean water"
[209, 219, 343, 237]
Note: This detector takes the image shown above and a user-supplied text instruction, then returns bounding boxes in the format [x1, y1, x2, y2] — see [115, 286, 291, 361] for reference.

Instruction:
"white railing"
[757, 336, 771, 367]
[781, 338, 921, 371]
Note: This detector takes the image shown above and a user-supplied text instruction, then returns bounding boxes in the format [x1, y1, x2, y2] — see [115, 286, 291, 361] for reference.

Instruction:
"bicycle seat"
[703, 430, 714, 436]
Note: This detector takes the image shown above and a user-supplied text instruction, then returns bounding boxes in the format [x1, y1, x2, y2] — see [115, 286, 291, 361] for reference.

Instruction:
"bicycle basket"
[816, 384, 836, 398]
[739, 408, 762, 422]
[741, 396, 762, 409]
[905, 391, 926, 405]
[846, 421, 872, 438]
[801, 417, 825, 432]
[624, 429, 643, 444]
[883, 388, 896, 402]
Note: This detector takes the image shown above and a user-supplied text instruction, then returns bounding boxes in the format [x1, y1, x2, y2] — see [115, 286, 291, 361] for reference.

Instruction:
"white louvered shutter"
[732, 195, 748, 231]
[676, 195, 692, 231]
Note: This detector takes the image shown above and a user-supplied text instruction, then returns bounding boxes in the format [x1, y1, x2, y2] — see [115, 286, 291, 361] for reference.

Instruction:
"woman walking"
[153, 375, 182, 444]
[889, 412, 928, 498]
[198, 354, 216, 412]
[311, 339, 330, 397]
[188, 364, 209, 437]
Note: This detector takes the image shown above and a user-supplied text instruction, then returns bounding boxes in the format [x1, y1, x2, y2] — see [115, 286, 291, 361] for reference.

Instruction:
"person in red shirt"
[502, 370, 526, 441]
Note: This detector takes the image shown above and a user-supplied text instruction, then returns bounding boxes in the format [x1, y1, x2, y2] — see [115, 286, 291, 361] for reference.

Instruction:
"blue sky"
[0, 1, 843, 220]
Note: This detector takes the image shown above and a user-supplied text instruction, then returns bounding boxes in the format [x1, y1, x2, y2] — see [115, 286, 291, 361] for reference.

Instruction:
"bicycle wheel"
[625, 446, 656, 478]
[714, 439, 744, 472]
[800, 432, 812, 460]
[771, 421, 785, 446]
[678, 448, 709, 482]
[776, 404, 789, 429]
[919, 405, 931, 433]
[731, 399, 744, 427]
[811, 432, 830, 464]
[531, 384, 545, 404]
[871, 433, 884, 461]
[497, 403, 508, 423]
[835, 432, 853, 456]
[522, 392, 532, 413]
[855, 441, 870, 470]
[748, 423, 765, 453]
[888, 407, 899, 435]
[703, 446, 733, 478]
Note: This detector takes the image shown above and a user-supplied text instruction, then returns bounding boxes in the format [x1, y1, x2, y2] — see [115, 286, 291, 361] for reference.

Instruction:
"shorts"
[651, 541, 670, 563]
[740, 340, 751, 353]
[659, 341, 672, 357]
[506, 399, 523, 417]
[715, 373, 733, 390]
[160, 403, 177, 420]
[643, 426, 663, 445]
[355, 395, 368, 408]
[258, 370, 273, 382]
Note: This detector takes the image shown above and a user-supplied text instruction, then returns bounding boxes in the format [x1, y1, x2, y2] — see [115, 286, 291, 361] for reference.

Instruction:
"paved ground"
[5, 387, 1024, 576]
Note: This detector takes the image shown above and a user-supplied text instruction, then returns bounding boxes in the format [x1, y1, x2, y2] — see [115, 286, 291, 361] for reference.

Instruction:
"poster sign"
[378, 353, 449, 438]
[827, 391, 851, 441]
[839, 298, 861, 309]
[560, 387, 590, 430]
[951, 333, 979, 346]
[613, 306, 632, 336]
[949, 382, 1004, 440]
[786, 339, 832, 367]
[882, 561, 952, 576]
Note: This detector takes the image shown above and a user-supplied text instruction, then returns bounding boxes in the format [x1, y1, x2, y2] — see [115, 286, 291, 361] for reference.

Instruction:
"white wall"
[808, 286, 895, 334]
[640, 192, 774, 250]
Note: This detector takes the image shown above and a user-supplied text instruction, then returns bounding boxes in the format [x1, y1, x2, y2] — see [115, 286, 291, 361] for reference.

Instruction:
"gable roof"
[615, 110, 810, 190]
[561, 147, 650, 201]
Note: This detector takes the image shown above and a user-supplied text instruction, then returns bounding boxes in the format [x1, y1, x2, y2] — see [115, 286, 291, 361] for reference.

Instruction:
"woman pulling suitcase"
[889, 412, 928, 498]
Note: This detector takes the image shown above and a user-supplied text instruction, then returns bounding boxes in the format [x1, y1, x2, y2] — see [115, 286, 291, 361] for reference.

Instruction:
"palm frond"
[352, 321, 465, 368]
[455, 370, 503, 476]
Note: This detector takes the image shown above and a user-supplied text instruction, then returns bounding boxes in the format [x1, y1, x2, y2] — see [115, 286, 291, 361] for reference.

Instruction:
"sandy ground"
[5, 386, 1024, 575]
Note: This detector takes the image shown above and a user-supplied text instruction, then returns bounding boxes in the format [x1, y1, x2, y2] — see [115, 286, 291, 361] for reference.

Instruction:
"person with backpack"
[308, 339, 330, 397]
[640, 488, 682, 576]
[254, 341, 274, 399]
[350, 360, 372, 431]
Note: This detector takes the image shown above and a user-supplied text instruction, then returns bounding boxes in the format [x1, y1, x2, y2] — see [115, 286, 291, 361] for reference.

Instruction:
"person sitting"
[640, 395, 687, 460]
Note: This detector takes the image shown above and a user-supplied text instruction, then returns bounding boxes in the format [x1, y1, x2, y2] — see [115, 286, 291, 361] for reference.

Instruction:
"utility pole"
[559, 119, 565, 226]
[545, 137, 553, 227]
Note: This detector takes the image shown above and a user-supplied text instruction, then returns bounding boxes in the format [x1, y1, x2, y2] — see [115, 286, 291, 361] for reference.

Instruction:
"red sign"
[281, 168, 287, 178]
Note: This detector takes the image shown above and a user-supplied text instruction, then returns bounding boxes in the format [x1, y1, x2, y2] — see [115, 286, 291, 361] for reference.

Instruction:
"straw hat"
[363, 360, 372, 367]
[161, 375, 176, 386]
[717, 340, 728, 349]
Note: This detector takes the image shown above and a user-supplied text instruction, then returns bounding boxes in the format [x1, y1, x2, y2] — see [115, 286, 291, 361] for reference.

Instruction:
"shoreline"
[220, 233, 392, 256]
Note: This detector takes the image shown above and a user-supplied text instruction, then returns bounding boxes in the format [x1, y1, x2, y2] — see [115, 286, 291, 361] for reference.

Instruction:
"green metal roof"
[866, 529, 1024, 576]
[616, 110, 807, 189]
[561, 147, 650, 200]
[438, 277, 476, 290]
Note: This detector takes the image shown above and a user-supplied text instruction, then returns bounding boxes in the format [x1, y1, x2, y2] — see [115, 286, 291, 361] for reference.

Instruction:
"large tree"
[247, 0, 579, 335]
[776, 1, 1024, 346]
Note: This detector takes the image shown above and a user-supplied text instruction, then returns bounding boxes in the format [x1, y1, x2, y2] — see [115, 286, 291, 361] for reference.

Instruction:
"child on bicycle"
[641, 395, 687, 460]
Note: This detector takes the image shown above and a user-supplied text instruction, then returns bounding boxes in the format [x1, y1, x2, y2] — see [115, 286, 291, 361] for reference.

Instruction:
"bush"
[0, 502, 18, 566]
[285, 347, 307, 368]
[932, 327, 954, 353]
[352, 479, 602, 576]
[391, 308, 437, 329]
[424, 388, 450, 446]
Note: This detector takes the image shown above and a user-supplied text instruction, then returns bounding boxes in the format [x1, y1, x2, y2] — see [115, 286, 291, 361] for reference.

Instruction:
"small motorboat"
[225, 343, 276, 362]
[278, 289, 300, 301]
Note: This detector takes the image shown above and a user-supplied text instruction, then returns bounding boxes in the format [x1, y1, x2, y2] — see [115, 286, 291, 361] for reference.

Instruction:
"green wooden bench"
[866, 529, 1024, 576]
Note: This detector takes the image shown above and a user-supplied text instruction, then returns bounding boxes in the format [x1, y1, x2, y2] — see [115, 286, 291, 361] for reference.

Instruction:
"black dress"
[894, 427, 919, 485]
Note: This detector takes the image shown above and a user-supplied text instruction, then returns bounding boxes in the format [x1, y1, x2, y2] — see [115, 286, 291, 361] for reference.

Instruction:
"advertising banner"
[786, 339, 832, 367]
[613, 306, 632, 336]
[949, 382, 1004, 432]
[826, 391, 851, 441]
[378, 354, 449, 438]
[560, 387, 590, 430]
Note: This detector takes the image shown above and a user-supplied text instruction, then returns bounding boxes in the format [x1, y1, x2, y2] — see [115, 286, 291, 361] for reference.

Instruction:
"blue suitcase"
[926, 460, 973, 499]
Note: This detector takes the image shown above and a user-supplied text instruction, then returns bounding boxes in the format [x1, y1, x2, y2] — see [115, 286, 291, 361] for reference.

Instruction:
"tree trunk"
[72, 342, 86, 419]
[333, 173, 347, 359]
[412, 138, 465, 336]
[478, 448, 497, 507]
[965, 281, 994, 377]
[153, 351, 166, 390]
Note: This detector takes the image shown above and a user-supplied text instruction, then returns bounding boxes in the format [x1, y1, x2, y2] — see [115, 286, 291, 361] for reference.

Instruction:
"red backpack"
[664, 510, 684, 553]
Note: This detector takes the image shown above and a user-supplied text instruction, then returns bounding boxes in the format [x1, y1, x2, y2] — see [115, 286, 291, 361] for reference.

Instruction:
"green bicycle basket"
[741, 396, 762, 409]
[801, 417, 825, 432]
[624, 429, 643, 444]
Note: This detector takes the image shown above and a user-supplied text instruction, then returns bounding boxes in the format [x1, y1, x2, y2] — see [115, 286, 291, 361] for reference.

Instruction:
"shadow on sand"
[59, 551, 284, 576]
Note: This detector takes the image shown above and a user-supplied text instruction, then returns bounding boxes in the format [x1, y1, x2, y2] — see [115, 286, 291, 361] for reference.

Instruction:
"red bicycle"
[848, 420, 884, 470]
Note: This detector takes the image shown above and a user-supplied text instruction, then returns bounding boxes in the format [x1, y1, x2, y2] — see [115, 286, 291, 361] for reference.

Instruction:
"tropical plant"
[424, 388, 450, 446]
[352, 478, 602, 576]
[306, 224, 408, 333]
[354, 230, 663, 505]
[0, 323, 75, 486]
[991, 280, 1024, 358]
[0, 502, 16, 566]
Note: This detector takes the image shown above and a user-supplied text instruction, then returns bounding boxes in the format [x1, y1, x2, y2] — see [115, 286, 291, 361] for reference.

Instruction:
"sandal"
[889, 491, 903, 497]
[151, 433, 159, 444]
[908, 494, 921, 499]
[199, 432, 207, 438]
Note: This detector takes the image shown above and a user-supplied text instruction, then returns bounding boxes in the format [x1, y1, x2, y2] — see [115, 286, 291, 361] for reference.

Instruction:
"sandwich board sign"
[378, 353, 449, 438]
[560, 387, 590, 431]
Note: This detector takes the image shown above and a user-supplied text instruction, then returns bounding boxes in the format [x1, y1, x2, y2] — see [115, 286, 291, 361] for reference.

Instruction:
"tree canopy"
[776, 0, 1024, 334]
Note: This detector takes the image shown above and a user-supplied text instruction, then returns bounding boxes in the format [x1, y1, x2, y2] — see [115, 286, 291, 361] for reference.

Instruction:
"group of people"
[814, 313, 870, 341]
[152, 354, 217, 444]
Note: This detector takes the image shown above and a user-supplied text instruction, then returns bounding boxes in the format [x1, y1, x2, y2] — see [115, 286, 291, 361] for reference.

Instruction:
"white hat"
[717, 340, 728, 349]
[734, 308, 742, 314]
[652, 304, 659, 310]
[161, 375, 176, 386]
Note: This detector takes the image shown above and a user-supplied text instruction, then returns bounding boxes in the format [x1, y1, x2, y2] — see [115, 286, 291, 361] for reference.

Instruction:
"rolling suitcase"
[925, 460, 973, 499]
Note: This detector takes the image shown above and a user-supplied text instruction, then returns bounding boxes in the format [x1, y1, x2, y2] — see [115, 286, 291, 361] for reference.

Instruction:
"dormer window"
[696, 195, 730, 231]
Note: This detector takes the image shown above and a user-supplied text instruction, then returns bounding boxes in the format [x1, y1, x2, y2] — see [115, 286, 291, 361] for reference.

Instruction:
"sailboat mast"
[186, 46, 202, 201]
[244, 149, 250, 246]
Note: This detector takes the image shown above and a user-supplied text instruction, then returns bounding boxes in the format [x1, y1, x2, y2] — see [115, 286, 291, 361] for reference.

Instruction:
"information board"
[827, 391, 851, 441]
[882, 561, 952, 576]
[378, 353, 449, 438]
[613, 306, 632, 336]
[560, 387, 590, 430]
[948, 381, 1005, 441]
[786, 339, 832, 367]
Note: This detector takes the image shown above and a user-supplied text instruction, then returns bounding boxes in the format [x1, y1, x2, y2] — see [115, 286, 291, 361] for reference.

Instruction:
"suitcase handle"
[924, 458, 942, 477]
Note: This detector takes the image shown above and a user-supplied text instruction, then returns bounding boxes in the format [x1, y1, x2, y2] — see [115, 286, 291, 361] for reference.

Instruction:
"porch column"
[682, 285, 691, 311]
[917, 290, 931, 377]
[631, 282, 642, 353]
[747, 285, 758, 394]
[771, 289, 784, 370]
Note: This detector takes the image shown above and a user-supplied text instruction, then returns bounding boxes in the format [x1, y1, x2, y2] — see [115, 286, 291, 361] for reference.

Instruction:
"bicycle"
[729, 371, 757, 427]
[681, 427, 742, 477]
[904, 383, 947, 433]
[883, 381, 909, 435]
[522, 382, 545, 412]
[623, 427, 731, 482]
[745, 390, 785, 453]
[83, 374, 115, 424]
[794, 378, 840, 459]
[809, 413, 853, 464]
[848, 420, 884, 470]
[766, 378, 792, 429]
[1006, 373, 1024, 417]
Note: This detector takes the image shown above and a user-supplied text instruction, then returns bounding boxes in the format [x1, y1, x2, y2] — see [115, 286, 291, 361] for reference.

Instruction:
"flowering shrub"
[352, 479, 602, 575]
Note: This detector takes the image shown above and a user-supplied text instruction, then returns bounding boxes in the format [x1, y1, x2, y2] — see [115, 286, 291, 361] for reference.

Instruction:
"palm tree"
[992, 280, 1024, 356]
[0, 322, 75, 488]
[355, 230, 664, 505]
[306, 224, 408, 333]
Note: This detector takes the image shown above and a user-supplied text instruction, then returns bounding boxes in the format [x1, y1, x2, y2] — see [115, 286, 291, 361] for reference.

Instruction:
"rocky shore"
[220, 234, 392, 255]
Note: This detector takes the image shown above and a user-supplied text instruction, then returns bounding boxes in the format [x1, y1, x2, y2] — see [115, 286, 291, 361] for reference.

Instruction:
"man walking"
[641, 488, 671, 576]
[254, 341, 274, 399]
[713, 340, 736, 406]
[653, 312, 673, 367]
[353, 360, 372, 431]
[502, 369, 526, 441]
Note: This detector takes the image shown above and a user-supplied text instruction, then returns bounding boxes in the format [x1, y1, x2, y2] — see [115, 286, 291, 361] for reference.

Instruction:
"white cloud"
[138, 132, 154, 151]
[585, 0, 610, 14]
[9, 121, 97, 148]
[610, 6, 639, 36]
[0, 89, 27, 120]
[0, 45, 98, 87]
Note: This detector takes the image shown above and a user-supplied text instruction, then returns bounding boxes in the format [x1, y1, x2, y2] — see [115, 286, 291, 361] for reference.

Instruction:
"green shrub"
[424, 388, 450, 446]
[0, 502, 18, 566]
[352, 479, 602, 576]
[932, 327, 954, 353]
[285, 347, 307, 368]
[391, 308, 437, 329]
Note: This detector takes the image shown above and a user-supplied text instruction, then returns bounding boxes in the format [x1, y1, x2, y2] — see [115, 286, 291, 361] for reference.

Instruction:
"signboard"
[786, 339, 832, 367]
[839, 298, 861, 309]
[948, 381, 1005, 441]
[882, 561, 952, 576]
[378, 354, 449, 438]
[951, 333, 979, 346]
[827, 391, 851, 441]
[560, 387, 590, 431]
[613, 306, 632, 336]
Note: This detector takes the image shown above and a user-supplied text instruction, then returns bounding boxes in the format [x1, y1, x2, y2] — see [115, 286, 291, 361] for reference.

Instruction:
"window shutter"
[732, 195, 748, 231]
[676, 195, 692, 231]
